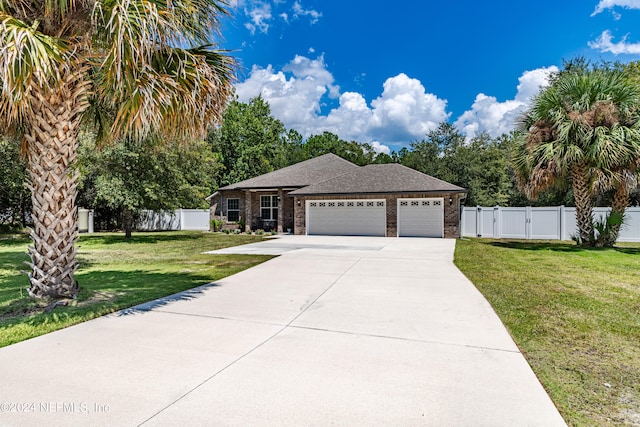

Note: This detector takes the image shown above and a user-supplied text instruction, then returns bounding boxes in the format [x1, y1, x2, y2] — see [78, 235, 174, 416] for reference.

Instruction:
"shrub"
[210, 218, 223, 232]
[571, 210, 626, 248]
[594, 210, 625, 248]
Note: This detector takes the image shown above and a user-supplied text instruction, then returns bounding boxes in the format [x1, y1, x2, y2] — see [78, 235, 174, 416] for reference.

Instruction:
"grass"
[0, 231, 272, 348]
[454, 238, 640, 426]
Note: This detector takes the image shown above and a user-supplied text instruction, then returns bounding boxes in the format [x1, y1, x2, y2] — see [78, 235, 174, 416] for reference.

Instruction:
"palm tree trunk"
[603, 184, 630, 247]
[24, 68, 90, 299]
[571, 162, 594, 246]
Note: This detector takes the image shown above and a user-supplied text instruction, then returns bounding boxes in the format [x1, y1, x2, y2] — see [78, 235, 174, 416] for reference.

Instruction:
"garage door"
[397, 198, 444, 237]
[307, 199, 386, 236]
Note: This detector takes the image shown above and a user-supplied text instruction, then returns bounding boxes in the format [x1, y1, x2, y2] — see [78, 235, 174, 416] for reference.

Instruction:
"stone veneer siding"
[293, 193, 464, 238]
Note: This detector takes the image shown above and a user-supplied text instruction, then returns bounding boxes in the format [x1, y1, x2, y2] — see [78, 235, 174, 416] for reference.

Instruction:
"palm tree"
[514, 68, 640, 246]
[0, 1, 235, 298]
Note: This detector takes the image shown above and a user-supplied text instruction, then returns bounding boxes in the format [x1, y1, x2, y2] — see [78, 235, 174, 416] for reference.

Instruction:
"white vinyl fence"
[136, 209, 210, 231]
[461, 206, 640, 242]
[78, 208, 94, 233]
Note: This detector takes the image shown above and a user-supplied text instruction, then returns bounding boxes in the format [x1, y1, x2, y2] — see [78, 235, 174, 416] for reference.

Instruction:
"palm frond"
[102, 45, 235, 142]
[0, 13, 69, 125]
[93, 0, 231, 93]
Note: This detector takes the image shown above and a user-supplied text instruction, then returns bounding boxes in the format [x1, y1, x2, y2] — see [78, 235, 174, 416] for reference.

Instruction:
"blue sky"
[222, 0, 640, 153]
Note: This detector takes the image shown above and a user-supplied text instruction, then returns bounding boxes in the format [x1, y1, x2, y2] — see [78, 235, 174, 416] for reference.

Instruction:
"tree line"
[3, 63, 640, 246]
[2, 91, 638, 235]
[206, 97, 533, 207]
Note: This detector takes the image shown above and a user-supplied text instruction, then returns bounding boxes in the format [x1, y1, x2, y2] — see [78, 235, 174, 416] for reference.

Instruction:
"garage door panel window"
[260, 195, 278, 220]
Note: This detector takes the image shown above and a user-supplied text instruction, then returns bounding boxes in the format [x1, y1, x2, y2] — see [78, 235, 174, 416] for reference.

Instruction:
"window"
[227, 198, 239, 222]
[260, 195, 278, 220]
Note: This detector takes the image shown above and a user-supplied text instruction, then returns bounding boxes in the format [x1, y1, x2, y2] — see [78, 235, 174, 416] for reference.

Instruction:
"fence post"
[526, 206, 532, 239]
[494, 206, 501, 238]
[477, 206, 481, 237]
[179, 209, 185, 231]
[559, 205, 565, 240]
[88, 210, 94, 233]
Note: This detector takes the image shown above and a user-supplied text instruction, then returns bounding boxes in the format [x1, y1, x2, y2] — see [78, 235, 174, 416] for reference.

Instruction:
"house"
[208, 153, 466, 238]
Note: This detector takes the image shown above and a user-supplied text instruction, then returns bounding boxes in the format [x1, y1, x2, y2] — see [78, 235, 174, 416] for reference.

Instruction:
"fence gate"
[476, 207, 498, 238]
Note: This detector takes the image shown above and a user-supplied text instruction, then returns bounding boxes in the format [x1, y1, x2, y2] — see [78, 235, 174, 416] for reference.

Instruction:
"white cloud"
[588, 30, 640, 54]
[234, 1, 322, 34]
[369, 74, 450, 142]
[236, 55, 560, 148]
[371, 141, 391, 155]
[454, 66, 558, 139]
[244, 2, 272, 34]
[236, 55, 449, 147]
[235, 57, 449, 147]
[592, 0, 640, 16]
[235, 55, 337, 130]
[514, 66, 558, 103]
[292, 1, 322, 24]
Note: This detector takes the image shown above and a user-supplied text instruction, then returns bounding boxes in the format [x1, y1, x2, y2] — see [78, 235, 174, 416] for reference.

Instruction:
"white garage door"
[398, 198, 444, 237]
[307, 199, 386, 236]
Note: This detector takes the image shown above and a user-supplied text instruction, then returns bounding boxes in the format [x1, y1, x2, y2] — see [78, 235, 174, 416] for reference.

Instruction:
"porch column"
[244, 190, 252, 232]
[277, 188, 284, 233]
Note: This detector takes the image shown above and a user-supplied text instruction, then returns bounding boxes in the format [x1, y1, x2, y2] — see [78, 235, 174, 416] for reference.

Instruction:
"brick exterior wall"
[211, 190, 244, 222]
[282, 195, 295, 232]
[212, 190, 296, 232]
[293, 193, 464, 238]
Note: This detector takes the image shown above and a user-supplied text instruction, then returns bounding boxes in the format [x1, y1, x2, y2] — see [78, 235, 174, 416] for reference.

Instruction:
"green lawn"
[0, 231, 271, 348]
[454, 238, 640, 427]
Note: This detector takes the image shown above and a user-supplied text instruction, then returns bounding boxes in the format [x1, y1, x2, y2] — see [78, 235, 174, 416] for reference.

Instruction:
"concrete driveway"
[0, 236, 566, 426]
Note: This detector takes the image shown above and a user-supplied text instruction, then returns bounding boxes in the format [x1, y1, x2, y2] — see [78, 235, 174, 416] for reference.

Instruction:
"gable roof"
[217, 153, 359, 191]
[288, 163, 466, 196]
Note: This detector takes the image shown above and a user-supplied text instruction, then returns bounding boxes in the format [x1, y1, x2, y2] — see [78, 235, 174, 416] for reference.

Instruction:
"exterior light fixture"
[449, 197, 453, 205]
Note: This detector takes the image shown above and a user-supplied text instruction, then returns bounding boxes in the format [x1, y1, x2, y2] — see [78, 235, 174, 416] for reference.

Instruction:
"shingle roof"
[288, 163, 466, 196]
[217, 153, 359, 191]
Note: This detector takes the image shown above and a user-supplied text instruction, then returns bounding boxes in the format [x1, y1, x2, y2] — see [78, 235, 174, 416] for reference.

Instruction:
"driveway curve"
[0, 236, 565, 426]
